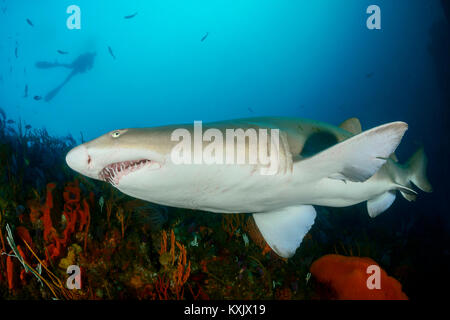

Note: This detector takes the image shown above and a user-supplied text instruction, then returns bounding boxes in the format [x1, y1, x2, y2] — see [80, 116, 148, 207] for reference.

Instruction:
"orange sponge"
[310, 254, 408, 300]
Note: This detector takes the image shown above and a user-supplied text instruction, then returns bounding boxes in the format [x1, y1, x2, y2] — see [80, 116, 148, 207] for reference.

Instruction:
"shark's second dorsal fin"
[295, 122, 408, 183]
[253, 205, 316, 258]
[339, 117, 362, 135]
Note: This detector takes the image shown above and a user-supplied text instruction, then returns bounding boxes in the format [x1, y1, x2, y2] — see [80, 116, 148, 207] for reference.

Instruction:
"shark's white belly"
[117, 161, 392, 213]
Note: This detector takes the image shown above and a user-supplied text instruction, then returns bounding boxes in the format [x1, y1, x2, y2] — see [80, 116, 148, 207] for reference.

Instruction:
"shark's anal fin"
[253, 205, 316, 258]
[367, 191, 396, 218]
[296, 122, 408, 183]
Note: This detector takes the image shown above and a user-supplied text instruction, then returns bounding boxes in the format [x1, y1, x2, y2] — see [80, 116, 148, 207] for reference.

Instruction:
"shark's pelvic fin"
[339, 117, 362, 135]
[367, 191, 396, 218]
[253, 205, 316, 258]
[295, 122, 408, 183]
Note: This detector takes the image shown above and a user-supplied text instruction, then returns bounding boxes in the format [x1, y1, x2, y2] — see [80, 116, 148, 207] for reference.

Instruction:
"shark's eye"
[111, 131, 121, 138]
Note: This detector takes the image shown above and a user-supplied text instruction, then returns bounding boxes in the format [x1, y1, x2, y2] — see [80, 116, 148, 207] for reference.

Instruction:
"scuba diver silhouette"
[35, 52, 96, 102]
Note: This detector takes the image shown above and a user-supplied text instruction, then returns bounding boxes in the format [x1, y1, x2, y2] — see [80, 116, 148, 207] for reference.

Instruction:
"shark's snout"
[66, 144, 90, 174]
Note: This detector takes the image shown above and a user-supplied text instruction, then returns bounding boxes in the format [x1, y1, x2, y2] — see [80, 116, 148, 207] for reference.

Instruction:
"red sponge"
[310, 254, 408, 300]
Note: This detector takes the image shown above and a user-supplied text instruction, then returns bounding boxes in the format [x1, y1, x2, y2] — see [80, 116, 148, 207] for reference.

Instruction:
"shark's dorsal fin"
[253, 205, 316, 258]
[339, 117, 362, 135]
[294, 122, 408, 183]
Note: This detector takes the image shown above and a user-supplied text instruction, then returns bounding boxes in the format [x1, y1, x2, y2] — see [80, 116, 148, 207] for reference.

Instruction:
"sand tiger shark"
[66, 117, 432, 258]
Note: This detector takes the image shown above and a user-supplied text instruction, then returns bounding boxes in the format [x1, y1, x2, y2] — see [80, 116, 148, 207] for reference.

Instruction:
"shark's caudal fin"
[398, 147, 433, 201]
[295, 122, 408, 183]
[253, 205, 316, 258]
[367, 147, 432, 217]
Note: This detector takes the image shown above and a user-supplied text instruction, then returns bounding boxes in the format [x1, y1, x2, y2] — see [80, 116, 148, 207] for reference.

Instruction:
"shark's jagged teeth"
[100, 159, 152, 185]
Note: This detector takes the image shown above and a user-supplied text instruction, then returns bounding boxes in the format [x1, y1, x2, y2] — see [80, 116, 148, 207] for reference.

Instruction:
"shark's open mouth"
[99, 159, 153, 186]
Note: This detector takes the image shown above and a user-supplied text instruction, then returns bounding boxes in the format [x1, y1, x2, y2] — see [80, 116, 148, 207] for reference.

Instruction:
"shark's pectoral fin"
[253, 205, 316, 258]
[295, 122, 408, 183]
[367, 191, 396, 218]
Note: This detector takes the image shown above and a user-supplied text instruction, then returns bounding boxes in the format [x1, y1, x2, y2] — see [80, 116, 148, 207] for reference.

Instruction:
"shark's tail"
[398, 147, 433, 201]
[367, 147, 432, 218]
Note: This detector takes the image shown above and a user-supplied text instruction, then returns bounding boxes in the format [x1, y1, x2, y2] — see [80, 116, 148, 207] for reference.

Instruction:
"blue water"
[1, 0, 449, 298]
[0, 1, 446, 140]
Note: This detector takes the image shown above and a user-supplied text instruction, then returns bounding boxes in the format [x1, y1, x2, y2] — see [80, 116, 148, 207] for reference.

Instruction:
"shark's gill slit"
[99, 159, 153, 186]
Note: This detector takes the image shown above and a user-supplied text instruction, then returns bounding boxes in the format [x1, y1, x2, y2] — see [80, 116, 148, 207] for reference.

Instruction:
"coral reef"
[0, 110, 427, 300]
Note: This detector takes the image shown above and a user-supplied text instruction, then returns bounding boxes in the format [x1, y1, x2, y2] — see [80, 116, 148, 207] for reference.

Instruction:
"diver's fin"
[44, 71, 76, 102]
[367, 191, 396, 218]
[44, 85, 64, 102]
[35, 61, 70, 69]
[339, 117, 362, 135]
[253, 205, 316, 258]
[35, 61, 58, 69]
[295, 122, 408, 183]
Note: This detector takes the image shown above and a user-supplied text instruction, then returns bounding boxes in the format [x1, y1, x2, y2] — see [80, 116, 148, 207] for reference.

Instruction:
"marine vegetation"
[0, 109, 439, 300]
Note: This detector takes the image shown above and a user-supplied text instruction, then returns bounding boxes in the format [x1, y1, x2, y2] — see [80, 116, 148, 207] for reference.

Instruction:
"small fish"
[248, 107, 254, 113]
[14, 45, 18, 58]
[26, 18, 33, 27]
[6, 119, 15, 124]
[57, 50, 68, 55]
[107, 46, 116, 60]
[33, 95, 42, 101]
[25, 124, 32, 130]
[242, 233, 249, 247]
[305, 272, 311, 285]
[99, 196, 104, 213]
[201, 32, 209, 42]
[366, 72, 374, 78]
[124, 12, 138, 19]
[190, 235, 199, 247]
[24, 84, 28, 98]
